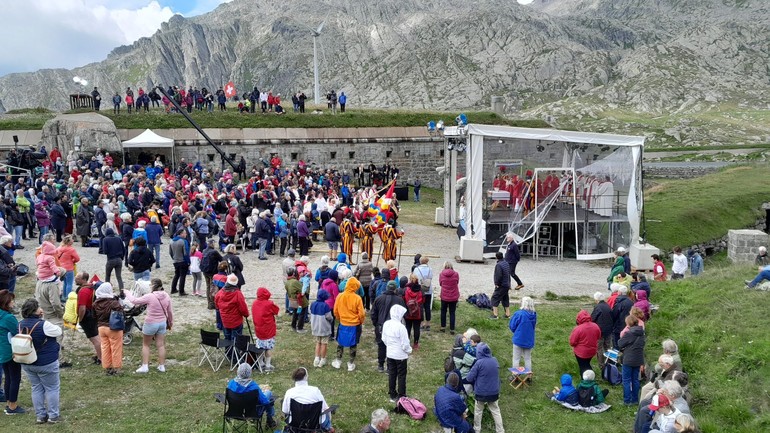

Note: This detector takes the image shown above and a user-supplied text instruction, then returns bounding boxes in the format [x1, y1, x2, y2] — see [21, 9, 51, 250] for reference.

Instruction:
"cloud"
[0, 0, 231, 76]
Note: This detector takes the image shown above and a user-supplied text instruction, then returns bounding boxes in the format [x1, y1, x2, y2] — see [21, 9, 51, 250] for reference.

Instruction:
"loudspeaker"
[395, 186, 408, 201]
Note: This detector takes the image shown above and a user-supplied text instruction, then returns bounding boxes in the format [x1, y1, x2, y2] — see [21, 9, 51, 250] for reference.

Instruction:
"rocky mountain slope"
[1, 0, 769, 145]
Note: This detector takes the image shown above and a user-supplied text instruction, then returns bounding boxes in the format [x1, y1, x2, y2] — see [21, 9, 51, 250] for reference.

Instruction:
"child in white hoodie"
[381, 304, 413, 402]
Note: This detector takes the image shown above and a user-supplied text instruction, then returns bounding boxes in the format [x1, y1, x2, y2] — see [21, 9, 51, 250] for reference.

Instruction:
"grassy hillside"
[0, 106, 547, 131]
[649, 265, 770, 433]
[644, 165, 770, 252]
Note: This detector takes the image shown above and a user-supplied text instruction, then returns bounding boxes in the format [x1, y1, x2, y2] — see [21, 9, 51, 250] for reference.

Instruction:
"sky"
[0, 0, 534, 77]
[0, 0, 233, 77]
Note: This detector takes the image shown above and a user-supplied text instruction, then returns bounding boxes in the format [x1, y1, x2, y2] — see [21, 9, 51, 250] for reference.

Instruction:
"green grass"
[3, 165, 768, 432]
[0, 107, 547, 131]
[644, 164, 770, 252]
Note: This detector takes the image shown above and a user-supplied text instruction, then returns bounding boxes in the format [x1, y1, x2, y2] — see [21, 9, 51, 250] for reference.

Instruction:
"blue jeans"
[134, 270, 151, 281]
[260, 390, 276, 418]
[22, 361, 60, 420]
[622, 365, 641, 404]
[39, 226, 49, 244]
[8, 276, 16, 294]
[223, 324, 243, 342]
[13, 225, 22, 246]
[258, 238, 267, 259]
[61, 270, 75, 302]
[149, 244, 161, 268]
[748, 269, 770, 287]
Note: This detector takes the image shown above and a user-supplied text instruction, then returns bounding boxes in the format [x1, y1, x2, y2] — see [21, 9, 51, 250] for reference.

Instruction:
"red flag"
[224, 81, 236, 98]
[380, 181, 396, 211]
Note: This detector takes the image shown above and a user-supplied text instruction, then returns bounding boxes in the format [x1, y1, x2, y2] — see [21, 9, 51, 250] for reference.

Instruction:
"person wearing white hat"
[214, 274, 250, 344]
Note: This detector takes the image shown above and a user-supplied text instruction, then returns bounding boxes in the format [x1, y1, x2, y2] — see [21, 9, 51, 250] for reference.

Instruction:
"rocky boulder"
[41, 113, 121, 157]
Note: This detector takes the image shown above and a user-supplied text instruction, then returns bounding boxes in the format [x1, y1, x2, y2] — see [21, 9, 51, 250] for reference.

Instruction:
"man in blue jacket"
[504, 232, 524, 290]
[434, 372, 470, 433]
[466, 343, 504, 433]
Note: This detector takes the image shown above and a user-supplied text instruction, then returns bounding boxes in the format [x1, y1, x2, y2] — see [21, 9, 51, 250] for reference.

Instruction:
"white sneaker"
[135, 365, 149, 374]
[331, 359, 342, 369]
[313, 357, 320, 368]
[157, 365, 166, 373]
[347, 362, 356, 372]
[318, 358, 327, 368]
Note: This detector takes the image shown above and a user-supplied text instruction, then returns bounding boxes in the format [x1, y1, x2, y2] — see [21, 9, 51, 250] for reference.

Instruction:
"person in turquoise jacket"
[0, 290, 24, 414]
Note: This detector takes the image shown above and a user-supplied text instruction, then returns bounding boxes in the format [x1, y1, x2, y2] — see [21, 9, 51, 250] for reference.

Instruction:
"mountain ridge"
[1, 0, 768, 130]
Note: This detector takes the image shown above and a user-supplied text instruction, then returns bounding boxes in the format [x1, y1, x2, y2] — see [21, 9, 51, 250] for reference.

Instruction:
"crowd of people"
[0, 140, 713, 431]
[90, 85, 348, 115]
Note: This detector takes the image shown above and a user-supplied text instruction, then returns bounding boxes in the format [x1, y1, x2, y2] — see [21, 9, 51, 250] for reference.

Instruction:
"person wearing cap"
[215, 274, 250, 343]
[332, 277, 365, 372]
[92, 282, 124, 375]
[617, 246, 631, 274]
[647, 394, 681, 433]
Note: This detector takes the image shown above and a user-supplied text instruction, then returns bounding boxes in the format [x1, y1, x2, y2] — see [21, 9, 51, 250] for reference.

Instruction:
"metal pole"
[313, 36, 320, 105]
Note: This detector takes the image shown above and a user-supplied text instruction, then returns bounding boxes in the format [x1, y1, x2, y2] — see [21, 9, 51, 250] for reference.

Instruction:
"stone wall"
[728, 229, 770, 263]
[643, 163, 729, 179]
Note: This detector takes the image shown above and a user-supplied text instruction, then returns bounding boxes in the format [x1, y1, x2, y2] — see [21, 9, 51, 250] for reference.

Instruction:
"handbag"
[109, 310, 125, 331]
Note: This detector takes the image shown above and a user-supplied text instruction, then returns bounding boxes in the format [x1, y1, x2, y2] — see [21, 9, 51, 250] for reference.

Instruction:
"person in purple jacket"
[297, 215, 310, 256]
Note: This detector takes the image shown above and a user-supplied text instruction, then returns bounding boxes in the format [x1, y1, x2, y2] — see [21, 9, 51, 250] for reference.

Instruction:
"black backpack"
[578, 386, 597, 407]
[200, 251, 218, 275]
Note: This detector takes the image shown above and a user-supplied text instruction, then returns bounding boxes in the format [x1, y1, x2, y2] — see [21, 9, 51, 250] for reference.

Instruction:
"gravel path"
[15, 223, 607, 329]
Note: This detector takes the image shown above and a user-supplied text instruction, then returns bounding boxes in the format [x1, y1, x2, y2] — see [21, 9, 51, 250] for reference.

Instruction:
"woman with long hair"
[123, 278, 173, 373]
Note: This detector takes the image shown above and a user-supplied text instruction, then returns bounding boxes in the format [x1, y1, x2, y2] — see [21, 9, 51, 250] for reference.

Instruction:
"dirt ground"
[15, 222, 608, 330]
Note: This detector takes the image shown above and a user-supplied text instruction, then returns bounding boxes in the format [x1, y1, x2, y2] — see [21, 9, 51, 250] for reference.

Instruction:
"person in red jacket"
[438, 261, 460, 334]
[215, 274, 249, 344]
[252, 287, 279, 371]
[403, 276, 424, 350]
[569, 309, 602, 377]
[224, 207, 238, 245]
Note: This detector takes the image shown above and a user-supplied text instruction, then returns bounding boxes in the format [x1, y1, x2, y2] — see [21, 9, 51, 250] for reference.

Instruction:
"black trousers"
[510, 262, 524, 286]
[375, 329, 386, 368]
[291, 307, 307, 330]
[576, 355, 593, 377]
[299, 237, 309, 256]
[404, 319, 421, 344]
[387, 358, 408, 399]
[280, 237, 288, 256]
[172, 262, 189, 294]
[440, 300, 457, 330]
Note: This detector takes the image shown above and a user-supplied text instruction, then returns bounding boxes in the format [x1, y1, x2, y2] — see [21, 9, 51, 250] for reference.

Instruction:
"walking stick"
[397, 235, 404, 269]
[375, 238, 384, 267]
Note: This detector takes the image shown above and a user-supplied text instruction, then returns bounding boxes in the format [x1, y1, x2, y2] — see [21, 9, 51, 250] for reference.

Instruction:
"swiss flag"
[224, 81, 236, 98]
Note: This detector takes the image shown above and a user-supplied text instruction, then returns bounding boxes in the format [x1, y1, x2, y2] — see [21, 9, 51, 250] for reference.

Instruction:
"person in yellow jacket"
[332, 277, 365, 372]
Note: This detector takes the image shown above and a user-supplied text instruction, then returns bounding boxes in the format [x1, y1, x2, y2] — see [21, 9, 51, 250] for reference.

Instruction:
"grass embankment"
[0, 107, 548, 131]
[644, 165, 770, 253]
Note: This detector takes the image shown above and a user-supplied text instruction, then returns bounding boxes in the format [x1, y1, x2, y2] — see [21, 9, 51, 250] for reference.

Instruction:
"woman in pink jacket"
[438, 261, 460, 334]
[123, 278, 173, 373]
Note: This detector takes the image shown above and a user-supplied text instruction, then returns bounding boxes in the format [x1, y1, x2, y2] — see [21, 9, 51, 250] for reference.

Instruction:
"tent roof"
[445, 124, 644, 147]
[121, 129, 174, 148]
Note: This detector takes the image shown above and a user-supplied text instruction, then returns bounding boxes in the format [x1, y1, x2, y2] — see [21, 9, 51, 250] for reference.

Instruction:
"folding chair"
[283, 399, 338, 433]
[214, 388, 270, 433]
[508, 367, 533, 390]
[200, 329, 234, 372]
[230, 335, 255, 371]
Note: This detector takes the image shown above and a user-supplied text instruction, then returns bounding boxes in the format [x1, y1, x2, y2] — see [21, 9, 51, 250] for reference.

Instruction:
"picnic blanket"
[549, 397, 612, 413]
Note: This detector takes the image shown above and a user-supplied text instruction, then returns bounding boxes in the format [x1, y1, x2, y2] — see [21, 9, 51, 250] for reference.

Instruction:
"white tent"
[121, 129, 175, 167]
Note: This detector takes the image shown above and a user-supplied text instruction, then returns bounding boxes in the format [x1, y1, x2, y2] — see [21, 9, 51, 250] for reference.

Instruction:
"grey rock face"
[0, 0, 768, 119]
[41, 113, 121, 157]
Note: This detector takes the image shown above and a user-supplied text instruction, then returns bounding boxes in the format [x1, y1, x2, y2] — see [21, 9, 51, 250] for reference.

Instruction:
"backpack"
[200, 251, 213, 275]
[375, 280, 388, 299]
[578, 386, 597, 407]
[406, 298, 421, 319]
[395, 396, 427, 420]
[475, 293, 492, 309]
[602, 362, 622, 386]
[12, 321, 41, 364]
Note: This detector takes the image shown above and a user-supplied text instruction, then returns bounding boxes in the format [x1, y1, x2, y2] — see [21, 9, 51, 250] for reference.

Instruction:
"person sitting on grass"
[549, 373, 579, 405]
[227, 363, 277, 429]
[576, 370, 609, 407]
[745, 263, 770, 289]
[452, 330, 480, 388]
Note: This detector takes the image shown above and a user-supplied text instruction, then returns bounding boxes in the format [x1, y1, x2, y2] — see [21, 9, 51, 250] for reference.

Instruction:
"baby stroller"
[120, 279, 151, 345]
